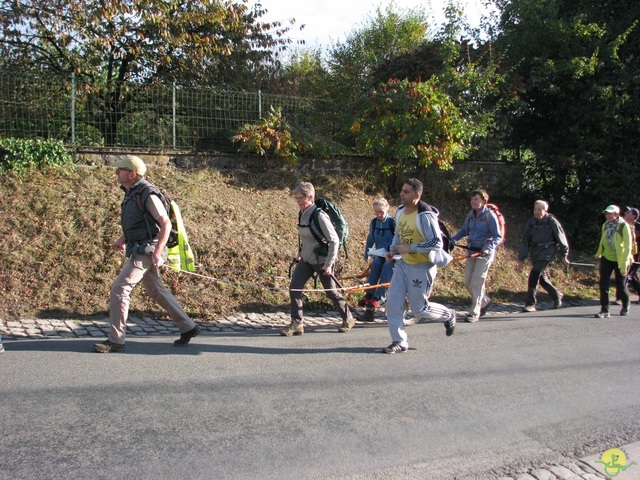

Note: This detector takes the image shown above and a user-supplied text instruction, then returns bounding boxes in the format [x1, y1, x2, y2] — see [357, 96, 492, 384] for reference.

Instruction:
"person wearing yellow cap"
[594, 205, 633, 318]
[94, 155, 200, 352]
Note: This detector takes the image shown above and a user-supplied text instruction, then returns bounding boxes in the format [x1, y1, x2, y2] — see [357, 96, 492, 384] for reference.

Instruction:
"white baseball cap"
[112, 155, 147, 176]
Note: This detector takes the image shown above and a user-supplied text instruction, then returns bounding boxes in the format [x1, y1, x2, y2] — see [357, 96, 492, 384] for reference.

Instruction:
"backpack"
[135, 185, 180, 249]
[438, 219, 454, 254]
[485, 203, 506, 246]
[410, 202, 454, 254]
[370, 217, 396, 235]
[301, 197, 349, 258]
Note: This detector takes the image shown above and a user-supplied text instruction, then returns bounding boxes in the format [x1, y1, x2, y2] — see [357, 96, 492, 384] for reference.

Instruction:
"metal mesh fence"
[0, 73, 336, 151]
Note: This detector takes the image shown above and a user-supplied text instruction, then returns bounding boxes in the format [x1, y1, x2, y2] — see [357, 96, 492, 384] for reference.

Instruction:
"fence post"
[71, 73, 76, 145]
[172, 81, 176, 149]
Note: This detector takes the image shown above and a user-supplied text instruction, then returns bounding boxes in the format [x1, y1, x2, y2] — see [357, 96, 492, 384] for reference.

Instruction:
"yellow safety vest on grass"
[166, 200, 195, 272]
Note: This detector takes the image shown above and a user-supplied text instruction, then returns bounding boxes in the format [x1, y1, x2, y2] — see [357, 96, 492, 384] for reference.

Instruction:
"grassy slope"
[0, 165, 599, 321]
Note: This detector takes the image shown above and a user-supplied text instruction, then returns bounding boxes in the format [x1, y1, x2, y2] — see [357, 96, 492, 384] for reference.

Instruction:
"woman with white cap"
[594, 205, 634, 318]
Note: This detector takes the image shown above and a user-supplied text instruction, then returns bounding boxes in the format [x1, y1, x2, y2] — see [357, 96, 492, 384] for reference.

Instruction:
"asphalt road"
[1, 304, 639, 479]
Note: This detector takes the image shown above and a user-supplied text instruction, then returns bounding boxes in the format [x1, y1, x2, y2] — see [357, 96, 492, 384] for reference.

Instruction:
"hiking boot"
[383, 342, 408, 354]
[338, 314, 355, 333]
[554, 293, 564, 309]
[94, 340, 125, 353]
[445, 309, 456, 337]
[480, 300, 491, 317]
[174, 325, 201, 346]
[281, 320, 304, 336]
[594, 311, 610, 318]
[465, 314, 479, 323]
[620, 307, 629, 316]
[361, 309, 375, 322]
[522, 305, 536, 313]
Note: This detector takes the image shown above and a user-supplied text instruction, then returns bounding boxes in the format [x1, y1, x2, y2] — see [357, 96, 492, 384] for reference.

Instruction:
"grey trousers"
[109, 253, 196, 344]
[289, 260, 350, 323]
[386, 260, 452, 347]
[464, 255, 493, 316]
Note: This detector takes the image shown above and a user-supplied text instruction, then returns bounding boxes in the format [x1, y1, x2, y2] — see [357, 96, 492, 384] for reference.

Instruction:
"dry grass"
[0, 165, 599, 321]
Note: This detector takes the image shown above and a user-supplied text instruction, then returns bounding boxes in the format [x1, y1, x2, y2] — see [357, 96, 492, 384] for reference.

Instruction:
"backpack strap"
[370, 216, 396, 235]
[297, 207, 326, 246]
[134, 185, 160, 242]
[310, 208, 327, 245]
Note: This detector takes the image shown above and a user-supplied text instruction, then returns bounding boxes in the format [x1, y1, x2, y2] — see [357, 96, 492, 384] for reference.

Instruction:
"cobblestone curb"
[496, 460, 607, 479]
[0, 298, 599, 341]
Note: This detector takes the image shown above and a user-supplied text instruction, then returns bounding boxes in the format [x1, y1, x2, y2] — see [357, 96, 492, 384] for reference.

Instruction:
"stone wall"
[74, 150, 523, 199]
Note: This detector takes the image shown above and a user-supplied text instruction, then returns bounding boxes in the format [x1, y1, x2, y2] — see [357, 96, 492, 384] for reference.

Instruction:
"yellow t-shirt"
[397, 210, 430, 265]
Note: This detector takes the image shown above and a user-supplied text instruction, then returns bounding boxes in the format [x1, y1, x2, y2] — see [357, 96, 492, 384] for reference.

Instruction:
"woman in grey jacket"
[516, 200, 570, 312]
[282, 182, 354, 336]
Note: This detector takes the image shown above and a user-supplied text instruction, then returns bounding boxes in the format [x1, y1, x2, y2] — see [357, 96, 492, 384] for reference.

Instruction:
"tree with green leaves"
[350, 78, 473, 174]
[326, 3, 429, 145]
[346, 2, 504, 177]
[0, 0, 292, 145]
[370, 3, 506, 163]
[494, 0, 640, 246]
[273, 48, 331, 98]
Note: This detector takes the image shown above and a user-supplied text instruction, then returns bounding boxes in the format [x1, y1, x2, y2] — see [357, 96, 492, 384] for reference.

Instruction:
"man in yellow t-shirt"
[382, 178, 456, 354]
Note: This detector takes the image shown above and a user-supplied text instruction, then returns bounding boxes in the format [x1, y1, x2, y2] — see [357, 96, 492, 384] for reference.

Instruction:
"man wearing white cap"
[594, 205, 633, 318]
[94, 155, 200, 352]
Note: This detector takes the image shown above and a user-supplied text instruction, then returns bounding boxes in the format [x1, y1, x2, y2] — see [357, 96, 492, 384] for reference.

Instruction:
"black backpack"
[415, 201, 454, 254]
[135, 184, 179, 248]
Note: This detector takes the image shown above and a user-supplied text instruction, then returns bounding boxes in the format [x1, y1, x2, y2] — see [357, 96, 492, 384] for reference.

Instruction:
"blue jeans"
[366, 257, 394, 301]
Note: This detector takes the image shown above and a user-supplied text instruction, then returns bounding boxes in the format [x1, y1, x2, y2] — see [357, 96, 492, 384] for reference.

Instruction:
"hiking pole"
[565, 259, 598, 275]
[288, 257, 299, 279]
[338, 265, 371, 282]
[450, 251, 481, 263]
[328, 272, 344, 289]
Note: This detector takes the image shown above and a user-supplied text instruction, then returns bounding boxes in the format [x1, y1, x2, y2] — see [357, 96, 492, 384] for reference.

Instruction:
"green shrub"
[0, 138, 74, 176]
[231, 107, 300, 163]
